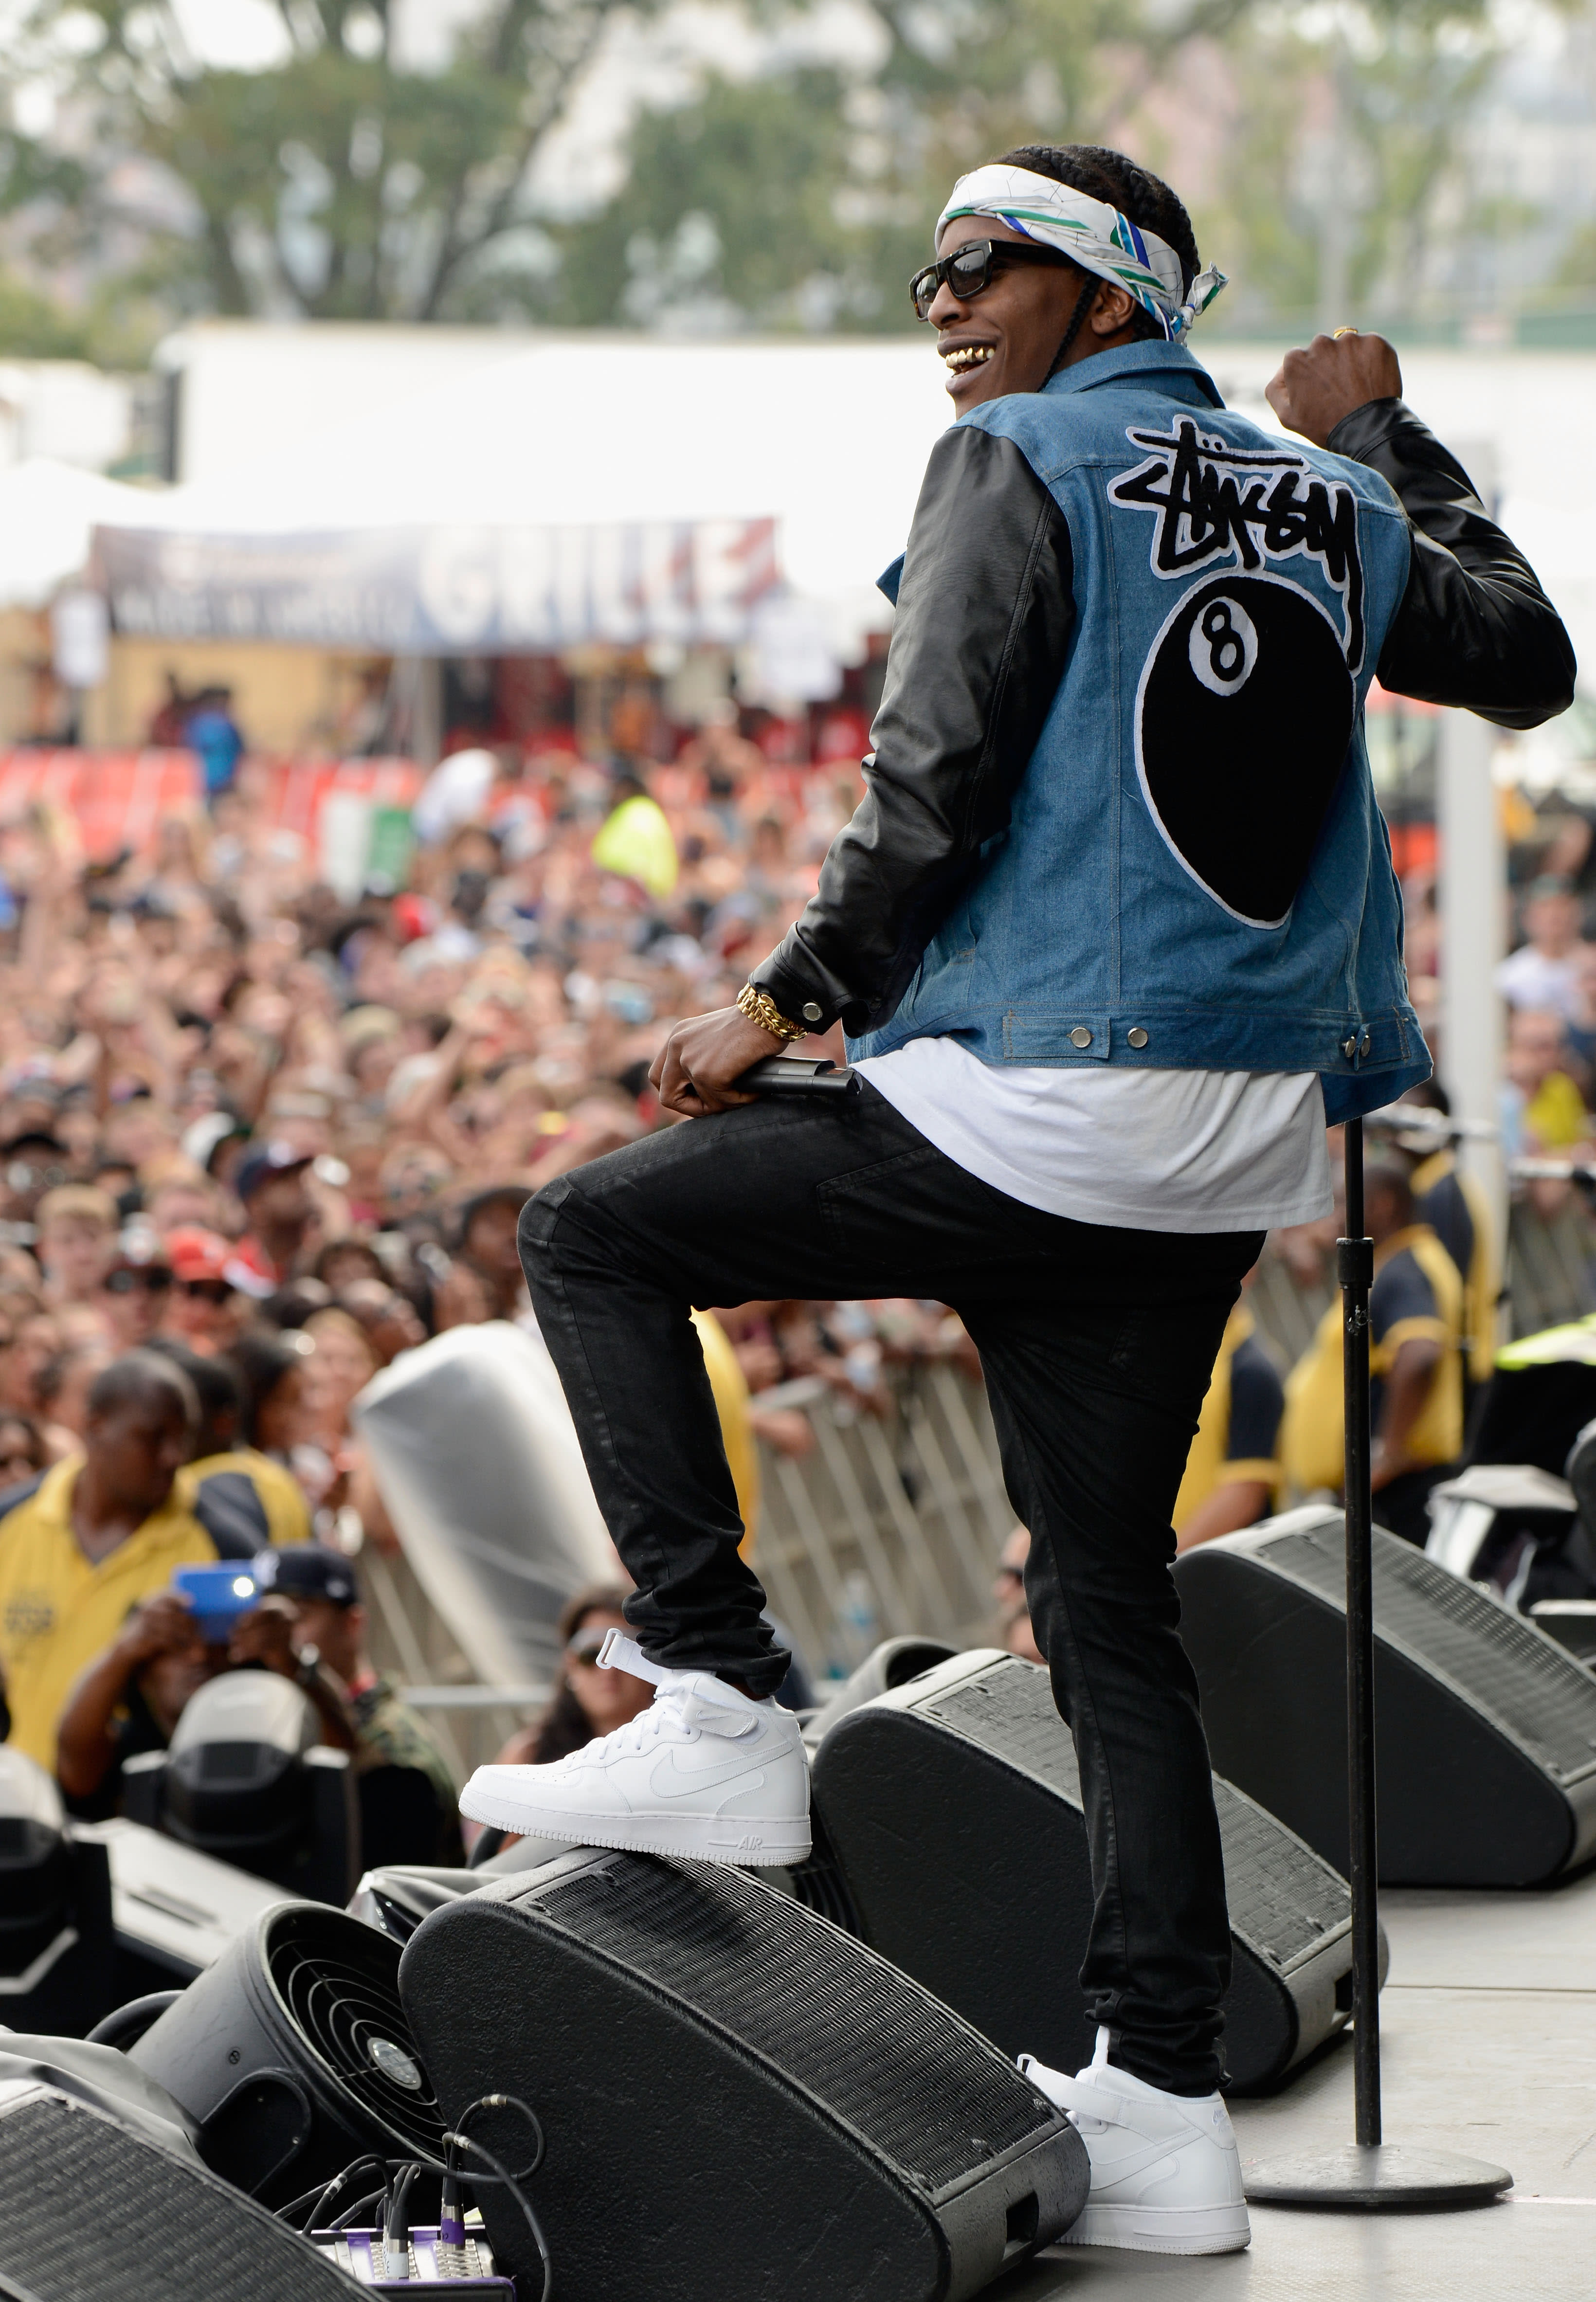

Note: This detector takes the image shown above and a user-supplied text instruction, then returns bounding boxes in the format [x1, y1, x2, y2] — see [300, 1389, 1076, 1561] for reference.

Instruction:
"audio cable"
[445, 2094, 553, 2302]
[437, 2150, 467, 2281]
[274, 2095, 553, 2293]
[279, 2156, 389, 2237]
[383, 2162, 421, 2280]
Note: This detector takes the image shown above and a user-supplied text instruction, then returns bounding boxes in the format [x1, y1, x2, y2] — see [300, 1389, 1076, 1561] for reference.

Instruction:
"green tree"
[19, 0, 646, 321]
[551, 67, 921, 328]
[0, 124, 109, 354]
[547, 0, 1265, 330]
[11, 0, 1543, 342]
[1196, 0, 1519, 334]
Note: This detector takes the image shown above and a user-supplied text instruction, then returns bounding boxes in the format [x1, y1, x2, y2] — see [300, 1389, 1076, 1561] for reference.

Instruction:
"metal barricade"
[749, 1364, 1012, 1675]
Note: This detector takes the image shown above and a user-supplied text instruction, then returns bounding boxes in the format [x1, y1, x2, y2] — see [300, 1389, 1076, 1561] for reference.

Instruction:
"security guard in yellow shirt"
[0, 1352, 218, 1770]
[1377, 1083, 1500, 1397]
[1173, 1294, 1286, 1550]
[1282, 1159, 1464, 1544]
[1411, 1144, 1497, 1389]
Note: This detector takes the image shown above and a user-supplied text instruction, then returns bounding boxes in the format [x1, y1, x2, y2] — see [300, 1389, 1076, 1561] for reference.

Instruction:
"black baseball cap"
[234, 1141, 314, 1203]
[253, 1546, 360, 1609]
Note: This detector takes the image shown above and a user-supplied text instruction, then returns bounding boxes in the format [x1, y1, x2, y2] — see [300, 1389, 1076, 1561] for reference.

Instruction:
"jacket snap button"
[802, 1002, 823, 1023]
[1360, 1030, 1371, 1057]
[1342, 1035, 1358, 1060]
[1126, 1027, 1149, 1050]
[1070, 1027, 1092, 1049]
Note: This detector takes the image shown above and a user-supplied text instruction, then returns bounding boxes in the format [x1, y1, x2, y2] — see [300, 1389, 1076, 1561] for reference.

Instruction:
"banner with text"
[96, 519, 781, 654]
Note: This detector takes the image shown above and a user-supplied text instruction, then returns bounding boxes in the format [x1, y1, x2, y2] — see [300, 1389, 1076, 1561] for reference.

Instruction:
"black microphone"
[736, 1055, 860, 1097]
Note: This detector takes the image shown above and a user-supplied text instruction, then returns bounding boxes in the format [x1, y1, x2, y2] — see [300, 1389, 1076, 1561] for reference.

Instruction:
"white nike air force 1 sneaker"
[459, 1630, 812, 1866]
[1018, 2027, 1251, 2255]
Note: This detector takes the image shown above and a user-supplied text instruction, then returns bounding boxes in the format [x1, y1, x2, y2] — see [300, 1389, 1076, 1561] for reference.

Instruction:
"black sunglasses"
[181, 1278, 233, 1304]
[105, 1266, 173, 1295]
[909, 238, 1076, 323]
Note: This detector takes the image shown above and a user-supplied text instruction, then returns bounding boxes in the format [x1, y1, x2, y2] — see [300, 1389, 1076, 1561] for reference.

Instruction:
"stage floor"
[1010, 1866, 1596, 2302]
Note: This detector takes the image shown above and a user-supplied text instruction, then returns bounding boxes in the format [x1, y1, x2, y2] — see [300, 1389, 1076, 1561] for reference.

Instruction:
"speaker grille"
[1262, 1523, 1596, 1785]
[925, 1658, 1347, 1972]
[924, 1667, 1081, 1799]
[265, 1908, 445, 2157]
[0, 2096, 352, 2301]
[534, 1857, 1054, 2193]
[1210, 1780, 1346, 1971]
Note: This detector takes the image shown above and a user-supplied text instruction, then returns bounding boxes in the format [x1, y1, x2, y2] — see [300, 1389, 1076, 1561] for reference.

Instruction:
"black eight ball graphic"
[1136, 570, 1356, 927]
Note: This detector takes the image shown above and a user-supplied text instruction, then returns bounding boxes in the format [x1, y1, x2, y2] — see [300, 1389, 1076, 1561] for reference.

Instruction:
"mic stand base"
[1245, 2142, 1512, 2211]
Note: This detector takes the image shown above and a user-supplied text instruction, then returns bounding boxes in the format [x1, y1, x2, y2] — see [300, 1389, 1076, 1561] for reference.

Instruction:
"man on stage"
[463, 143, 1573, 2253]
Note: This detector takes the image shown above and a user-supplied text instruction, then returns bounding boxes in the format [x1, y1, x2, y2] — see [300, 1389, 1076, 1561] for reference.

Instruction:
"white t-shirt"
[1494, 942, 1582, 1022]
[853, 1037, 1331, 1234]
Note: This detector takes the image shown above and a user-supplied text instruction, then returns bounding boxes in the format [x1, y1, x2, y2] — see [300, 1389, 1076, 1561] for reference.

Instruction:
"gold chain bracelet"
[736, 981, 809, 1043]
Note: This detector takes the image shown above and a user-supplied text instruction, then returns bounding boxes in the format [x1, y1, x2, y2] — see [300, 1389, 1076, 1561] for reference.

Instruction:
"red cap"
[165, 1227, 233, 1285]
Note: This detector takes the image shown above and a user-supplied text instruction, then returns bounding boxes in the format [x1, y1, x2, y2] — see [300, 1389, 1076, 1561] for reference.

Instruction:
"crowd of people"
[0, 699, 1585, 1861]
[0, 710, 980, 1865]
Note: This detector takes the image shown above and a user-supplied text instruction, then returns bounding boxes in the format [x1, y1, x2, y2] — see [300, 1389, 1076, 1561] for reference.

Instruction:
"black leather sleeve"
[748, 426, 1074, 1038]
[1327, 397, 1575, 729]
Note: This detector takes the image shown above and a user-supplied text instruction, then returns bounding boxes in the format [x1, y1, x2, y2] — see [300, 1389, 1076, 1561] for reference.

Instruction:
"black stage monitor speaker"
[804, 1636, 961, 1746]
[399, 1848, 1089, 2302]
[349, 1831, 588, 1947]
[1173, 1506, 1596, 1885]
[0, 1748, 117, 2036]
[131, 1899, 446, 2206]
[0, 2074, 355, 2302]
[811, 1649, 1361, 2094]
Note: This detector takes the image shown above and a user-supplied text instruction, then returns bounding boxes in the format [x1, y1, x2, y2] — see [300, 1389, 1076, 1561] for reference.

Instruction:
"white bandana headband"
[937, 164, 1226, 342]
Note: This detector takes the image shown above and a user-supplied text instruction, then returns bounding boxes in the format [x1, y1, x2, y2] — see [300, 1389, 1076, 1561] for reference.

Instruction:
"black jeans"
[520, 1084, 1262, 2093]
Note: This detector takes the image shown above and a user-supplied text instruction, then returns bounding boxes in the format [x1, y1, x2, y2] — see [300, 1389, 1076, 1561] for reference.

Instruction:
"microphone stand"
[1243, 1117, 1513, 2210]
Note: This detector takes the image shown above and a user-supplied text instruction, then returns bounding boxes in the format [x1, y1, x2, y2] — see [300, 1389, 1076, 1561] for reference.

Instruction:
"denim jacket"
[752, 344, 1574, 1124]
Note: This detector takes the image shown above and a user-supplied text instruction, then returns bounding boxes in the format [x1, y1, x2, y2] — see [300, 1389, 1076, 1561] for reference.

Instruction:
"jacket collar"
[1039, 337, 1225, 408]
[878, 340, 1226, 602]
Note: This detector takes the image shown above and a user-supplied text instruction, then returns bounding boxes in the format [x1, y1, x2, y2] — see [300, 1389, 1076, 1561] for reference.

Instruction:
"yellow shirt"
[1281, 1224, 1464, 1495]
[183, 1449, 312, 1550]
[0, 1457, 218, 1770]
[1173, 1303, 1284, 1535]
[1523, 1069, 1588, 1152]
[690, 1310, 761, 1554]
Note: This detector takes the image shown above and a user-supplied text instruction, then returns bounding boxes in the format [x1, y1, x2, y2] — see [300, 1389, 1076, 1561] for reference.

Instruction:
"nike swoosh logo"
[649, 1748, 767, 1801]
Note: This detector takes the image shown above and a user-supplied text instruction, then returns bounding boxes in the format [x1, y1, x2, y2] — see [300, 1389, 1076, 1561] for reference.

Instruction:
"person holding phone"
[55, 1585, 229, 1817]
[460, 142, 1573, 2255]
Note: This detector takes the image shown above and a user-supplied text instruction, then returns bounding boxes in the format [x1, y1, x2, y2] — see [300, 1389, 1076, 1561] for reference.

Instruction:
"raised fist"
[1266, 332, 1403, 449]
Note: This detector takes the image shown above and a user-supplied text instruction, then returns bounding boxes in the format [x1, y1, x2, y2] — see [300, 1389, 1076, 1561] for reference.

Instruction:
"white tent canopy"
[0, 458, 151, 612]
[92, 338, 957, 657]
[51, 330, 1596, 695]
